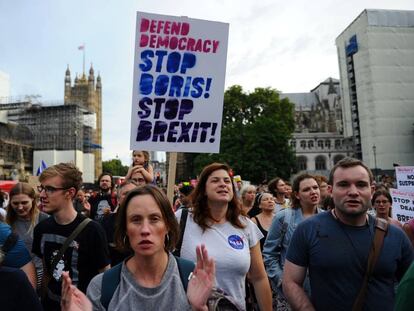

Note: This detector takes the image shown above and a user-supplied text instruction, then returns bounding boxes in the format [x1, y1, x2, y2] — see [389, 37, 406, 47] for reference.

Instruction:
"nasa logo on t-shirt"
[228, 235, 244, 250]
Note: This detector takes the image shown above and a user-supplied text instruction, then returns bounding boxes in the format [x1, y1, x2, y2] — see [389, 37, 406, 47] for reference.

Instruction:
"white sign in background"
[130, 12, 229, 153]
[391, 188, 414, 223]
[395, 166, 414, 192]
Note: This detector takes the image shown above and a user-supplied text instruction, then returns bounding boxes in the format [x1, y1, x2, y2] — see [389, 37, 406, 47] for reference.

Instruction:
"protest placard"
[395, 166, 414, 192]
[130, 12, 229, 153]
[391, 188, 414, 223]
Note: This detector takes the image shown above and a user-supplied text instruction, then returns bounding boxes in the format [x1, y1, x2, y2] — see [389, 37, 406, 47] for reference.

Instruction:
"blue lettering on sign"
[228, 235, 244, 250]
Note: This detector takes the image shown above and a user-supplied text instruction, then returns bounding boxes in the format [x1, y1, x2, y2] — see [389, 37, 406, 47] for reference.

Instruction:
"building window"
[317, 140, 324, 149]
[297, 156, 307, 171]
[335, 140, 341, 148]
[333, 154, 345, 165]
[325, 140, 331, 148]
[290, 140, 296, 148]
[300, 140, 306, 149]
[308, 140, 314, 149]
[315, 155, 326, 170]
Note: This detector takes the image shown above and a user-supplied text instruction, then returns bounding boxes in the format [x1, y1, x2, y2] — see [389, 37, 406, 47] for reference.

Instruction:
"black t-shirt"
[32, 213, 110, 310]
[0, 266, 43, 311]
[88, 192, 116, 221]
[100, 212, 132, 266]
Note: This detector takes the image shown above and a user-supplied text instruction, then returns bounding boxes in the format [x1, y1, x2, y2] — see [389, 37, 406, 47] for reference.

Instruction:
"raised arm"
[282, 260, 315, 311]
[187, 244, 215, 311]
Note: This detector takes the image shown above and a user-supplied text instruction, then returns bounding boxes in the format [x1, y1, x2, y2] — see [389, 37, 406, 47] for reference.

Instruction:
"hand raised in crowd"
[187, 244, 216, 311]
[61, 271, 92, 311]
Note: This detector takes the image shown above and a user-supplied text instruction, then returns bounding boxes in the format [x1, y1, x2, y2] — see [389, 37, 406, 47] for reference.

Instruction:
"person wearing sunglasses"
[32, 163, 110, 311]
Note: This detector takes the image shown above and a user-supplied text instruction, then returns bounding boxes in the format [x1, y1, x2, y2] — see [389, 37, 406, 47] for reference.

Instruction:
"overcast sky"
[0, 0, 412, 165]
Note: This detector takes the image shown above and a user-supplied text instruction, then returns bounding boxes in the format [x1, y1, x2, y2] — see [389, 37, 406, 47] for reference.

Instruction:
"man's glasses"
[37, 185, 68, 195]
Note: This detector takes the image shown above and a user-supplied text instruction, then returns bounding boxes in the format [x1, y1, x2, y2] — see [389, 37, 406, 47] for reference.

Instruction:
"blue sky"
[0, 0, 412, 165]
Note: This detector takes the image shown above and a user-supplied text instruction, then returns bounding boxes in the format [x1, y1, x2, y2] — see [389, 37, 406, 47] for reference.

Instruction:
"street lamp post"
[372, 145, 378, 182]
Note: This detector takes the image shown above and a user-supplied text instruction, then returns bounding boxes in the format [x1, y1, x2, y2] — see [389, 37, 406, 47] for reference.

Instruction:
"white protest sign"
[130, 12, 229, 153]
[395, 166, 414, 192]
[391, 188, 414, 223]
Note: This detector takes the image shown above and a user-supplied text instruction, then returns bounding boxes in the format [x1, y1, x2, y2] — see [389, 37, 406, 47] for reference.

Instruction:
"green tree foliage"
[102, 159, 129, 176]
[192, 85, 296, 184]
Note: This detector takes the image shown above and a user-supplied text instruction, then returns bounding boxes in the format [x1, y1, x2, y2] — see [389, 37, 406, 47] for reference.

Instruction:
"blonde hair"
[6, 182, 39, 234]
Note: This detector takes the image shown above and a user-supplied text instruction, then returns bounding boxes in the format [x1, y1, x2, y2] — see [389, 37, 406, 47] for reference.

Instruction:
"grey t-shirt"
[87, 254, 191, 311]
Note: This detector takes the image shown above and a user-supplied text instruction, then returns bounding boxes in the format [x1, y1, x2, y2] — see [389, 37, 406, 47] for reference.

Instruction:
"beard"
[334, 199, 371, 218]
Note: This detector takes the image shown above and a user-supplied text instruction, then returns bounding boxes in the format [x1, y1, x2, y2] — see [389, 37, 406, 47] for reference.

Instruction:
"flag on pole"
[78, 45, 84, 50]
[36, 160, 47, 176]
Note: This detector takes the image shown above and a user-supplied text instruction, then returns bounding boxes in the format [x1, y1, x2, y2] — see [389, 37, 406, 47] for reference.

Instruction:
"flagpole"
[83, 43, 85, 76]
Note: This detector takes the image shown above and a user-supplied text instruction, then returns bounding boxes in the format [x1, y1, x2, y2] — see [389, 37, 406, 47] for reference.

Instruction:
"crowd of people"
[0, 151, 414, 311]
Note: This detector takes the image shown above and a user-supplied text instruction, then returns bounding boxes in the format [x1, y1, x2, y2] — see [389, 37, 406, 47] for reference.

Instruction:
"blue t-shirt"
[286, 212, 413, 311]
[0, 222, 32, 267]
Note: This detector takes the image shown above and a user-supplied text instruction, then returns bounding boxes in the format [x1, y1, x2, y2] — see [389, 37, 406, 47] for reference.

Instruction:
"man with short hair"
[32, 163, 110, 311]
[264, 173, 321, 309]
[88, 172, 117, 221]
[283, 158, 413, 311]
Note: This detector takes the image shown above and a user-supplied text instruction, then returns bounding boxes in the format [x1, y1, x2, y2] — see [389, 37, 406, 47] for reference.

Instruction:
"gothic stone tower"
[64, 65, 102, 180]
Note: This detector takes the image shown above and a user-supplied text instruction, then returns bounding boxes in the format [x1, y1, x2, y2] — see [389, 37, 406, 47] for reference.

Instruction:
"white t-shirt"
[175, 209, 263, 310]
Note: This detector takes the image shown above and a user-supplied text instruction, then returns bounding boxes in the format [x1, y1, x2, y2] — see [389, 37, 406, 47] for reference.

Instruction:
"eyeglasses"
[131, 178, 146, 183]
[37, 185, 68, 195]
[374, 200, 390, 205]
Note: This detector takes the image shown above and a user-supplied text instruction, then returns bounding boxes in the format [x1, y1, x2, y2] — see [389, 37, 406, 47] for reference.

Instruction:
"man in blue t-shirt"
[283, 157, 413, 311]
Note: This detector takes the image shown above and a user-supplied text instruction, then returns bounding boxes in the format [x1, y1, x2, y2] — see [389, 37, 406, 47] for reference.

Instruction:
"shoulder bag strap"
[173, 208, 188, 257]
[49, 218, 92, 275]
[101, 263, 123, 309]
[352, 217, 388, 311]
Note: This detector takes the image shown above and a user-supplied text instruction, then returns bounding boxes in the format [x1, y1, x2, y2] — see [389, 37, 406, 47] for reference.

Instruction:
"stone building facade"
[281, 78, 353, 175]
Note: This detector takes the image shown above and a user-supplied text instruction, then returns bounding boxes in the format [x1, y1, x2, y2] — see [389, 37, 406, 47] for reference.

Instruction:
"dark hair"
[292, 173, 318, 209]
[39, 162, 83, 192]
[114, 185, 179, 253]
[372, 189, 393, 217]
[329, 157, 373, 186]
[189, 163, 244, 231]
[268, 177, 284, 197]
[98, 172, 114, 189]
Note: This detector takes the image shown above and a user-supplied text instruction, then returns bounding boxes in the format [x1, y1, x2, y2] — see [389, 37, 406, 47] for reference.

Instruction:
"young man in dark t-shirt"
[32, 163, 110, 311]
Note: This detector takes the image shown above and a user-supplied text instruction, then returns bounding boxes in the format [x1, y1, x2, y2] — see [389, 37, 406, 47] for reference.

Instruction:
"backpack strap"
[175, 256, 195, 292]
[1, 232, 18, 255]
[100, 256, 195, 309]
[100, 263, 123, 309]
[352, 217, 388, 311]
[173, 208, 189, 257]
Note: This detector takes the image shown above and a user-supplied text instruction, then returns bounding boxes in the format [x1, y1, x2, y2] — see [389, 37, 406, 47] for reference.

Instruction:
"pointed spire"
[65, 65, 71, 83]
[328, 78, 337, 95]
[96, 71, 101, 85]
[88, 64, 95, 83]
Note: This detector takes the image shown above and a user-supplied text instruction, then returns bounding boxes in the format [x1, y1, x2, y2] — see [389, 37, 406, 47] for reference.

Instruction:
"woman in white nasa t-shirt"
[176, 163, 272, 311]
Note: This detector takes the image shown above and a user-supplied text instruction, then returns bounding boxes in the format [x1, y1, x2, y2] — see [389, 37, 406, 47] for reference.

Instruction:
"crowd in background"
[0, 151, 414, 311]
